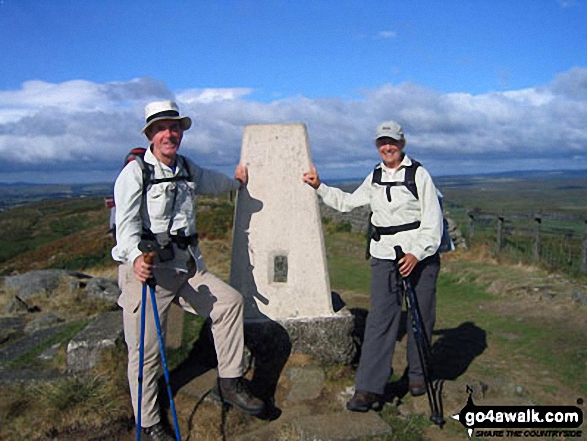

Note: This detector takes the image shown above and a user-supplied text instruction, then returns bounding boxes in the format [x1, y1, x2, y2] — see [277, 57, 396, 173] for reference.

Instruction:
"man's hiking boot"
[346, 390, 383, 412]
[141, 422, 175, 441]
[214, 377, 265, 415]
[409, 379, 426, 397]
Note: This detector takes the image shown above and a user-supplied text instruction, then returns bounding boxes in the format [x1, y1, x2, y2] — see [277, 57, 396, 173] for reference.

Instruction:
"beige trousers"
[118, 257, 245, 428]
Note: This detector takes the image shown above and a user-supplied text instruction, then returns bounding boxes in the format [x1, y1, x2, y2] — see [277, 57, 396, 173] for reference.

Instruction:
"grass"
[166, 313, 207, 370]
[376, 406, 429, 441]
[0, 198, 109, 266]
[437, 254, 587, 396]
[0, 348, 132, 441]
[8, 320, 89, 369]
[324, 228, 371, 297]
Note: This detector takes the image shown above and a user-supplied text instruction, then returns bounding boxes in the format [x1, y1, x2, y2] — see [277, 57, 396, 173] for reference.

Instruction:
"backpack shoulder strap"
[131, 153, 153, 193]
[404, 160, 421, 200]
[177, 154, 192, 181]
[371, 163, 383, 185]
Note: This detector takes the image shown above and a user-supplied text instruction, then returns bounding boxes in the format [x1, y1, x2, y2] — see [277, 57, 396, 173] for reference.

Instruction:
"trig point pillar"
[230, 123, 333, 320]
[230, 123, 355, 364]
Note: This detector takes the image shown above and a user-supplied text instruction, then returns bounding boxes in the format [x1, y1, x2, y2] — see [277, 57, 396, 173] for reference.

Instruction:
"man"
[303, 121, 443, 412]
[113, 100, 264, 440]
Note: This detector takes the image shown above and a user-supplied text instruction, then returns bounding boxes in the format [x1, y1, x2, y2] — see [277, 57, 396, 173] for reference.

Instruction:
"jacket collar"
[380, 154, 412, 172]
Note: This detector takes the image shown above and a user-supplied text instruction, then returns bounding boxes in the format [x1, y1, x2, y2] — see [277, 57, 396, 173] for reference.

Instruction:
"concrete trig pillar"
[230, 123, 334, 321]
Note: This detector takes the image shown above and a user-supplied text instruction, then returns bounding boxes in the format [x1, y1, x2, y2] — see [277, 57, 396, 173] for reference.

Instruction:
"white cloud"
[558, 0, 576, 8]
[0, 77, 171, 111]
[178, 88, 253, 104]
[377, 30, 398, 39]
[1, 68, 587, 182]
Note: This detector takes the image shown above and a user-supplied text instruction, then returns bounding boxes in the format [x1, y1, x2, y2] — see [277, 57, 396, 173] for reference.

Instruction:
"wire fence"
[465, 211, 587, 275]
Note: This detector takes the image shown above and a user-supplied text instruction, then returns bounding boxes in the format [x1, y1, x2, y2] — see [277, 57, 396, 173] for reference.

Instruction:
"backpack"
[365, 160, 454, 259]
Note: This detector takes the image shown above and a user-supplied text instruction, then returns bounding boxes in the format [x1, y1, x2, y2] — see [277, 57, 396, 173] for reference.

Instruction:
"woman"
[303, 120, 443, 412]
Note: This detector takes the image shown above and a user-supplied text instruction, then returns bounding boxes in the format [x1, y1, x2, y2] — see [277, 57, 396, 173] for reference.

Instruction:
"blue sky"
[1, 0, 587, 183]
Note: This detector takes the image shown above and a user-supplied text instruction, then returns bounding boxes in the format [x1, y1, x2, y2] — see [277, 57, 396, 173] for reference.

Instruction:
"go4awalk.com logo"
[451, 387, 584, 438]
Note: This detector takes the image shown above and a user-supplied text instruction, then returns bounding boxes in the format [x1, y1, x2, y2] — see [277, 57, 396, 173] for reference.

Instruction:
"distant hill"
[2, 168, 586, 215]
[323, 168, 587, 217]
[0, 182, 112, 211]
[325, 168, 587, 187]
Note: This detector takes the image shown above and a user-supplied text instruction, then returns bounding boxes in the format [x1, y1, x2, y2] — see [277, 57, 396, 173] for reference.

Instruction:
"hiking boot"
[215, 377, 265, 415]
[409, 379, 426, 397]
[346, 390, 383, 412]
[141, 422, 175, 441]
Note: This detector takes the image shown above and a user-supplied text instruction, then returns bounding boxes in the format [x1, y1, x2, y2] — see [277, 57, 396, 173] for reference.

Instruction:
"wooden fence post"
[533, 214, 542, 261]
[582, 221, 587, 274]
[496, 215, 505, 253]
[467, 212, 475, 242]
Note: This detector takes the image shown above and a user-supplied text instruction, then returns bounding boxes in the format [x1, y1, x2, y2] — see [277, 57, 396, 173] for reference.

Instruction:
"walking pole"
[136, 245, 181, 441]
[394, 246, 445, 427]
[148, 280, 182, 441]
[136, 251, 155, 441]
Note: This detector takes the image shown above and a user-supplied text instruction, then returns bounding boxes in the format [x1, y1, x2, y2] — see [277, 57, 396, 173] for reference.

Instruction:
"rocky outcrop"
[66, 311, 123, 373]
[4, 269, 90, 300]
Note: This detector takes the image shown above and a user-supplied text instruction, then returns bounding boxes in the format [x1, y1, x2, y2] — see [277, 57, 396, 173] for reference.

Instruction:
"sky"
[1, 0, 587, 183]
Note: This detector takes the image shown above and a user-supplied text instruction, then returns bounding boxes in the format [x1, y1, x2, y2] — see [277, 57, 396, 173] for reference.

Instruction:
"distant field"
[437, 174, 587, 215]
[0, 182, 112, 211]
[328, 169, 587, 216]
[2, 169, 586, 275]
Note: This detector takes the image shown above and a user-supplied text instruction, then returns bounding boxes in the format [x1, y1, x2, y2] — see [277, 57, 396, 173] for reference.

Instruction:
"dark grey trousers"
[355, 254, 440, 394]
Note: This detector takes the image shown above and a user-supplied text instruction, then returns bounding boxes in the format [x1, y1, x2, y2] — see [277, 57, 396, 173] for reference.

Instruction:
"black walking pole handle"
[394, 246, 405, 268]
[138, 240, 157, 286]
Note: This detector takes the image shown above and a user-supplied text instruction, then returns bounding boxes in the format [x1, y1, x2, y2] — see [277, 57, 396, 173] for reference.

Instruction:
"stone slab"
[285, 365, 326, 402]
[230, 124, 334, 320]
[244, 311, 356, 365]
[177, 368, 217, 401]
[0, 367, 66, 384]
[0, 323, 67, 365]
[0, 316, 24, 345]
[66, 310, 123, 373]
[293, 411, 392, 441]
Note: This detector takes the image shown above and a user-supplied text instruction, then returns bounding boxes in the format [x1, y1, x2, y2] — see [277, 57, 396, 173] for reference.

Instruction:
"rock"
[0, 317, 25, 345]
[286, 366, 326, 402]
[84, 277, 120, 303]
[4, 270, 89, 300]
[280, 312, 356, 365]
[244, 311, 356, 366]
[24, 313, 64, 333]
[292, 411, 392, 441]
[0, 324, 67, 365]
[572, 291, 587, 305]
[38, 343, 62, 361]
[3, 295, 33, 314]
[66, 310, 123, 373]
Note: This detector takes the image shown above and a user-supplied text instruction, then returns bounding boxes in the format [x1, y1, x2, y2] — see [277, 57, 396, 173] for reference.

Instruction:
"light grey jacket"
[111, 146, 240, 271]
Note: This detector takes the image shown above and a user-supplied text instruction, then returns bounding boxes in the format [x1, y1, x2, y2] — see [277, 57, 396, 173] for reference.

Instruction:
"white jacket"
[317, 155, 443, 261]
[111, 146, 240, 271]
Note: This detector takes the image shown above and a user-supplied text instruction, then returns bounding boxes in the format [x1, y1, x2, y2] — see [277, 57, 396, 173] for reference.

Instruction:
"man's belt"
[170, 233, 199, 250]
[371, 221, 421, 242]
[141, 230, 199, 251]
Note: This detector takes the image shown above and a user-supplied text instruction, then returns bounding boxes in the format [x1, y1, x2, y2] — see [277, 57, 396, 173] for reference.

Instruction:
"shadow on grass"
[157, 315, 290, 437]
[349, 307, 487, 400]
